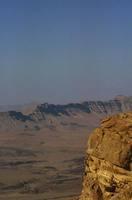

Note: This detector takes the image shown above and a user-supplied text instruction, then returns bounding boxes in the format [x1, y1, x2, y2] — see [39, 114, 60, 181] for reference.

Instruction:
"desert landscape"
[0, 96, 131, 199]
[0, 1, 132, 199]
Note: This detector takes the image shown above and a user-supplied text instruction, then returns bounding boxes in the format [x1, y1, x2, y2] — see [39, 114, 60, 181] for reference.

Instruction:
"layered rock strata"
[79, 112, 132, 200]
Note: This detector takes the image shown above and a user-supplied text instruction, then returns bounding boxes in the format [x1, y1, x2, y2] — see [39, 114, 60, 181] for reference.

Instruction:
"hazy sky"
[0, 0, 132, 105]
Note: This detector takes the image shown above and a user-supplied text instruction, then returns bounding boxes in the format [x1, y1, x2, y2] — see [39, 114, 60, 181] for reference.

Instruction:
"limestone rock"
[79, 112, 132, 200]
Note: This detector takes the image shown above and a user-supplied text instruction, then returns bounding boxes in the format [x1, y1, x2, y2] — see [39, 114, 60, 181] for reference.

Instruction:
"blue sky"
[0, 0, 132, 105]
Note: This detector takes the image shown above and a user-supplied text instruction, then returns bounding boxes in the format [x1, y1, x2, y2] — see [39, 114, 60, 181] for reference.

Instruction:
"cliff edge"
[79, 112, 132, 200]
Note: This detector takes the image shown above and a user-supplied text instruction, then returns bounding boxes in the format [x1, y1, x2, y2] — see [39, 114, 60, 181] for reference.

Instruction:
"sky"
[0, 0, 132, 105]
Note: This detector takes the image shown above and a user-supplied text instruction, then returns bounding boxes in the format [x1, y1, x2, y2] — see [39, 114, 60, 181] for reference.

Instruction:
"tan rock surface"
[79, 113, 132, 200]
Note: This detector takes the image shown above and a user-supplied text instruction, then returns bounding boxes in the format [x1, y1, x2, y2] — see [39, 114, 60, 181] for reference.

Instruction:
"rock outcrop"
[79, 112, 132, 200]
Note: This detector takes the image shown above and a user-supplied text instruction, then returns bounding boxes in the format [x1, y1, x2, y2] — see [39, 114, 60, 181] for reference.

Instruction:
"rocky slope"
[0, 96, 132, 131]
[79, 112, 132, 200]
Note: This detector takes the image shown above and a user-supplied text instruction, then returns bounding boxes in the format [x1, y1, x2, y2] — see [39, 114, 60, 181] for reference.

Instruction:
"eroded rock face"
[79, 113, 132, 200]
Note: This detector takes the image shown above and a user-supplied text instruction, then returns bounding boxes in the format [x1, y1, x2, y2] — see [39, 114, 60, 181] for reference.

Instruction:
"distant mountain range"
[0, 96, 132, 132]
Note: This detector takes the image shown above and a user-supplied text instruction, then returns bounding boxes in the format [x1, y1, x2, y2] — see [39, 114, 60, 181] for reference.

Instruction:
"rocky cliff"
[0, 96, 132, 131]
[31, 96, 132, 118]
[79, 112, 132, 200]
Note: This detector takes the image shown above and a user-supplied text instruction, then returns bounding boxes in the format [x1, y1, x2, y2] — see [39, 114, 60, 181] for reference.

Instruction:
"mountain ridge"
[0, 96, 132, 131]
